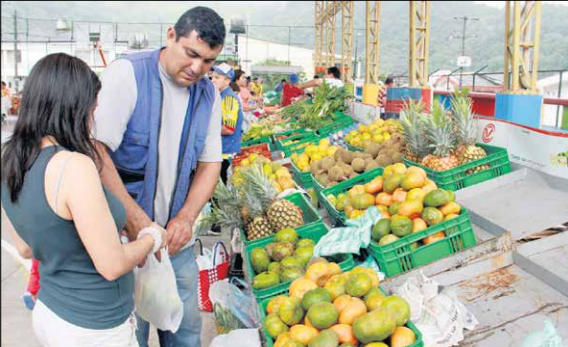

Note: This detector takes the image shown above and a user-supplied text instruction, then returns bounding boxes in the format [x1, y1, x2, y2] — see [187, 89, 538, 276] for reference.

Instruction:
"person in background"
[1, 81, 11, 98]
[281, 74, 305, 107]
[1, 53, 166, 347]
[91, 7, 225, 347]
[209, 63, 243, 236]
[250, 77, 263, 98]
[299, 66, 344, 90]
[212, 63, 243, 183]
[380, 77, 394, 119]
[274, 79, 286, 93]
[236, 69, 257, 132]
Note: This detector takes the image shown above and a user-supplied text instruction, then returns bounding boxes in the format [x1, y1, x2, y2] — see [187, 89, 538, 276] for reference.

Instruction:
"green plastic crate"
[242, 135, 275, 151]
[368, 209, 476, 277]
[244, 222, 355, 301]
[258, 286, 424, 347]
[318, 112, 354, 137]
[239, 193, 322, 249]
[290, 160, 315, 189]
[403, 143, 511, 191]
[345, 143, 364, 152]
[319, 168, 384, 226]
[275, 132, 317, 151]
[281, 136, 321, 158]
[272, 128, 306, 142]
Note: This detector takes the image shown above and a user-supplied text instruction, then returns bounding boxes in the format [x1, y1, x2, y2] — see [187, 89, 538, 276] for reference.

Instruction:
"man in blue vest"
[92, 7, 226, 347]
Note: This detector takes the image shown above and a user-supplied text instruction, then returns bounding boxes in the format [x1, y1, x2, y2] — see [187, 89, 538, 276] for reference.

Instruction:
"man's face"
[211, 72, 230, 91]
[163, 29, 223, 88]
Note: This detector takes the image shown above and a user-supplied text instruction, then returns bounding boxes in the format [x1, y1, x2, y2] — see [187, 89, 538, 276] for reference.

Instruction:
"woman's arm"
[60, 154, 164, 281]
[5, 216, 33, 259]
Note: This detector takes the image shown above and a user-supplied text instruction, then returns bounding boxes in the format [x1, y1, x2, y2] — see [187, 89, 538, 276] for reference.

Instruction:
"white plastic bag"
[395, 272, 478, 347]
[134, 248, 184, 332]
[209, 329, 261, 347]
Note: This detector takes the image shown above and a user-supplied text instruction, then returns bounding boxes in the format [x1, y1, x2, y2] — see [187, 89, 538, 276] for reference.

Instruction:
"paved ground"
[1, 119, 228, 346]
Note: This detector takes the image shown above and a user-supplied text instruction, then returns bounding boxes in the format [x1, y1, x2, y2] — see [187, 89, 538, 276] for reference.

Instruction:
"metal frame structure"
[314, 1, 325, 71]
[409, 1, 431, 88]
[341, 1, 354, 84]
[365, 1, 381, 85]
[504, 1, 542, 94]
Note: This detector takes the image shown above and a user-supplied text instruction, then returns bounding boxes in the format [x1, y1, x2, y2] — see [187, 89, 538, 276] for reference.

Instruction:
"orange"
[329, 324, 358, 345]
[375, 192, 394, 207]
[412, 218, 428, 233]
[392, 188, 408, 203]
[423, 231, 445, 245]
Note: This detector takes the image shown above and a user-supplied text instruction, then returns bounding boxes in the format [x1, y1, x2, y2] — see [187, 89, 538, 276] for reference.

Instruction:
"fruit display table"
[378, 166, 568, 345]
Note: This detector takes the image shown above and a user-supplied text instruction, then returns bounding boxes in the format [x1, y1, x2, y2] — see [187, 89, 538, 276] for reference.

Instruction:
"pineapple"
[451, 88, 489, 174]
[206, 180, 243, 232]
[400, 101, 431, 162]
[422, 101, 459, 171]
[209, 164, 306, 241]
[267, 199, 304, 232]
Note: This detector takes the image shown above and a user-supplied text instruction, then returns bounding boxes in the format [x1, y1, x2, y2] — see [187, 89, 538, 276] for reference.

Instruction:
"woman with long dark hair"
[1, 53, 166, 346]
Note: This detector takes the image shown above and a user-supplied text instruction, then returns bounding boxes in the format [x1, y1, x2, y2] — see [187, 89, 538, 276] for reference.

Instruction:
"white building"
[1, 41, 129, 92]
[236, 35, 349, 80]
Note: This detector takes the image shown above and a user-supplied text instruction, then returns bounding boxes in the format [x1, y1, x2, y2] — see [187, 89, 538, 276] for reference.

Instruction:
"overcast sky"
[475, 1, 568, 8]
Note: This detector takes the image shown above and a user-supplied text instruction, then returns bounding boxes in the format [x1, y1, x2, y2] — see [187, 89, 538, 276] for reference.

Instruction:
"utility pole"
[452, 16, 479, 89]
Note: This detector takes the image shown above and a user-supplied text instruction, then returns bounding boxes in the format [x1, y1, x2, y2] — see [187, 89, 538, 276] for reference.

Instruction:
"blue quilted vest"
[110, 48, 215, 221]
[220, 87, 244, 155]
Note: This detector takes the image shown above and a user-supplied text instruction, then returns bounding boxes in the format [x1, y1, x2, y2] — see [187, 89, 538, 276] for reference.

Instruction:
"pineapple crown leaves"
[424, 101, 457, 157]
[238, 164, 279, 212]
[450, 90, 478, 146]
[400, 101, 431, 158]
[204, 179, 244, 230]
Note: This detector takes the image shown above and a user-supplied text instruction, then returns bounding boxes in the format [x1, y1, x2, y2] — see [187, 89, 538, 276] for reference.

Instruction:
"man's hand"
[166, 213, 194, 256]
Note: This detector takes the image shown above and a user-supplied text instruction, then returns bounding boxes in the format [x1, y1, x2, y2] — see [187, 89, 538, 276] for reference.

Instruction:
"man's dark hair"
[253, 77, 258, 81]
[281, 79, 286, 83]
[1, 81, 6, 87]
[174, 7, 226, 49]
[327, 67, 341, 79]
[313, 75, 320, 79]
[385, 77, 394, 85]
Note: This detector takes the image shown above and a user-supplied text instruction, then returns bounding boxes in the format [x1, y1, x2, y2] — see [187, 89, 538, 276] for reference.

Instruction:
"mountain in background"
[2, 1, 567, 74]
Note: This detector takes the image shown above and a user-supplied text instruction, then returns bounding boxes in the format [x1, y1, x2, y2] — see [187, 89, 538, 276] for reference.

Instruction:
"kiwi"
[334, 148, 346, 162]
[376, 154, 391, 168]
[365, 142, 381, 157]
[365, 160, 380, 172]
[391, 152, 404, 164]
[310, 161, 320, 174]
[352, 158, 366, 173]
[317, 174, 329, 187]
[321, 157, 336, 172]
[340, 150, 354, 164]
[339, 163, 354, 177]
[349, 172, 359, 179]
[353, 152, 365, 159]
[328, 166, 345, 182]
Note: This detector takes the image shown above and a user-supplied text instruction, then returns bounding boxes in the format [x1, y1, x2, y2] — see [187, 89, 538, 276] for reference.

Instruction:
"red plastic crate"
[232, 144, 272, 167]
